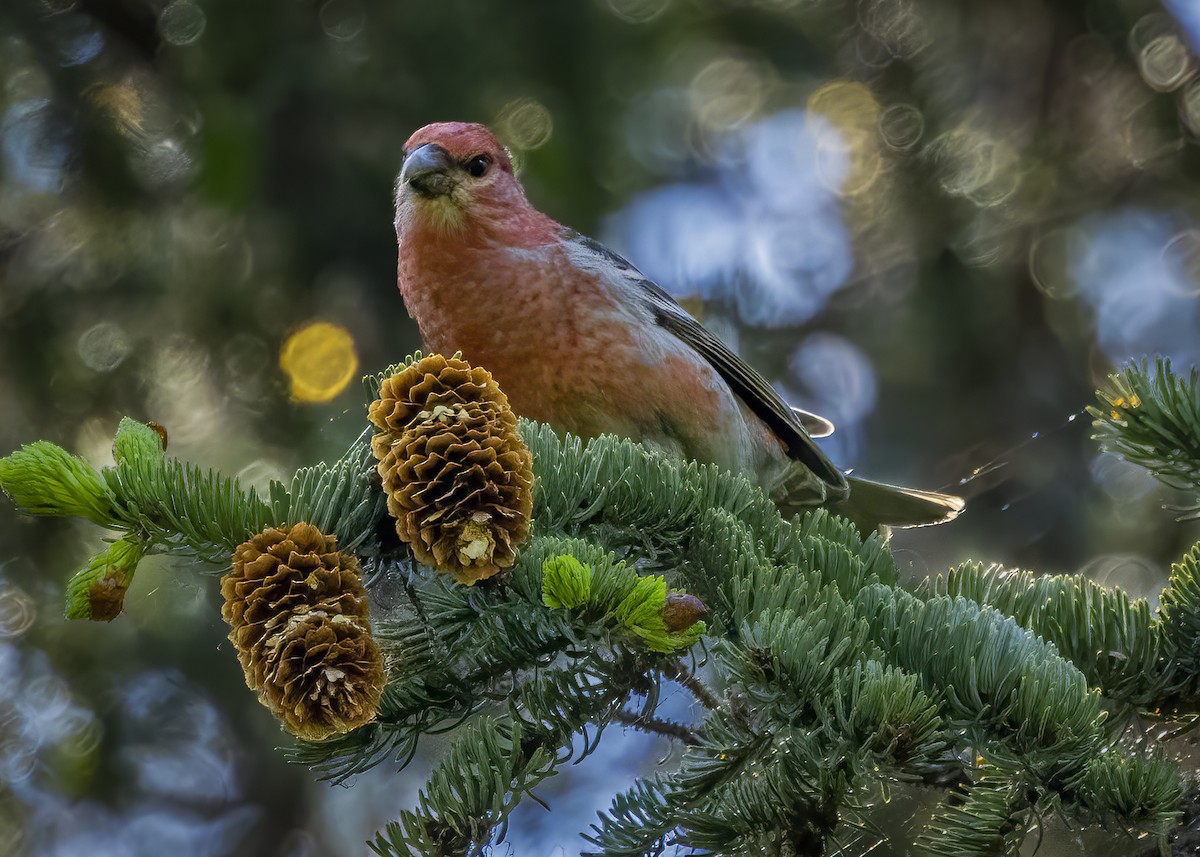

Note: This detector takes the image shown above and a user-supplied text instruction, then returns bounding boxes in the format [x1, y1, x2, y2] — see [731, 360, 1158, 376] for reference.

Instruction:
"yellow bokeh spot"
[807, 80, 880, 132]
[88, 83, 145, 136]
[279, 321, 358, 403]
[806, 80, 884, 197]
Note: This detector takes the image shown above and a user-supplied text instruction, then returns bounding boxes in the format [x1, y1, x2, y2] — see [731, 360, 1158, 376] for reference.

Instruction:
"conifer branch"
[663, 658, 722, 712]
[923, 562, 1171, 709]
[4, 357, 1199, 854]
[915, 764, 1034, 856]
[1091, 357, 1200, 517]
[614, 707, 702, 745]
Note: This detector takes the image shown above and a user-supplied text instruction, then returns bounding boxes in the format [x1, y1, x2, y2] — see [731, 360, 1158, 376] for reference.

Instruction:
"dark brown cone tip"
[369, 354, 534, 585]
[222, 522, 384, 740]
[661, 592, 708, 632]
[87, 576, 126, 622]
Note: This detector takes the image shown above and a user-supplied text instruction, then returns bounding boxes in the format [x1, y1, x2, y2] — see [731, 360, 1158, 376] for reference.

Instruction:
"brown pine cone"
[368, 354, 534, 585]
[222, 523, 384, 740]
[259, 610, 385, 741]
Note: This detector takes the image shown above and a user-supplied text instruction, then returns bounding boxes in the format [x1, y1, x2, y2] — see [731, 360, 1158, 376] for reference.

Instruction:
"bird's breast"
[398, 239, 759, 470]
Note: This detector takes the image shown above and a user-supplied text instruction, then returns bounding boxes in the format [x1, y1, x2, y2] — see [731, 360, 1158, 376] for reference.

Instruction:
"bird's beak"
[401, 143, 456, 198]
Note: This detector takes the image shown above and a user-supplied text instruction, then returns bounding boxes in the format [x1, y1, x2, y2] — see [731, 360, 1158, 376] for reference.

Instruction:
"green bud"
[112, 418, 167, 468]
[0, 441, 117, 525]
[646, 619, 707, 654]
[614, 577, 707, 653]
[543, 553, 706, 654]
[65, 535, 147, 621]
[613, 574, 666, 631]
[542, 554, 592, 609]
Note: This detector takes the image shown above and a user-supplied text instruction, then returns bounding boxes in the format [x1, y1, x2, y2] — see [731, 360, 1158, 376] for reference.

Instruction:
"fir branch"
[297, 535, 692, 783]
[521, 415, 1186, 850]
[367, 717, 556, 856]
[663, 659, 722, 712]
[672, 713, 847, 855]
[0, 440, 118, 525]
[853, 584, 1108, 784]
[294, 597, 580, 783]
[1091, 358, 1200, 517]
[102, 429, 276, 563]
[584, 776, 682, 857]
[5, 366, 1189, 852]
[830, 660, 947, 775]
[276, 426, 386, 555]
[614, 707, 701, 745]
[64, 533, 147, 621]
[924, 562, 1171, 709]
[1159, 543, 1200, 706]
[1076, 745, 1183, 834]
[111, 458, 275, 562]
[369, 653, 650, 856]
[915, 764, 1033, 856]
[521, 420, 895, 599]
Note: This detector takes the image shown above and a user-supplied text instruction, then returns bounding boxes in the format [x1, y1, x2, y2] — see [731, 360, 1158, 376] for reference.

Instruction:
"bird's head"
[395, 122, 535, 239]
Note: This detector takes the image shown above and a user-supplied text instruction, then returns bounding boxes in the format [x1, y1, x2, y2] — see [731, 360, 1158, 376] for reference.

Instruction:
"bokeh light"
[857, 0, 931, 59]
[1, 99, 69, 192]
[279, 321, 360, 404]
[807, 80, 884, 197]
[157, 2, 207, 47]
[602, 0, 671, 25]
[77, 321, 133, 373]
[689, 56, 769, 132]
[877, 103, 924, 151]
[1069, 209, 1200, 364]
[495, 97, 554, 151]
[1138, 33, 1191, 91]
[609, 108, 853, 328]
[319, 0, 366, 43]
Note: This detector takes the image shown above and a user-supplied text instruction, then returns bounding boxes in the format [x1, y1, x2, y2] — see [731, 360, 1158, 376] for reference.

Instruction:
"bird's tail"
[830, 475, 964, 534]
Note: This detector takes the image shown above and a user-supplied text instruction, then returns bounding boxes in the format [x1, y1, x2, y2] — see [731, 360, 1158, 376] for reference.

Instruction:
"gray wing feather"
[563, 231, 846, 490]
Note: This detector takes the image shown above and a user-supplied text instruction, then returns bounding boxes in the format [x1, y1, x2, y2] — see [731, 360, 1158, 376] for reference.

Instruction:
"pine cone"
[368, 354, 534, 585]
[259, 611, 383, 742]
[222, 523, 385, 740]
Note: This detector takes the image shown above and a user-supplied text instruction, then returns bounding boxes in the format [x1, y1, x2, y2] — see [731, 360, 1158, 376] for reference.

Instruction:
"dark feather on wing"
[563, 231, 846, 491]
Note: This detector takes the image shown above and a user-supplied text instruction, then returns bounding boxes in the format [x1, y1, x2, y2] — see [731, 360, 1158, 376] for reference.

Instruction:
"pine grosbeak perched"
[393, 122, 963, 530]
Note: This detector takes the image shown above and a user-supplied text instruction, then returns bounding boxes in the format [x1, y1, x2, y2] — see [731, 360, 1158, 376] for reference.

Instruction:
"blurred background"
[2, 0, 1200, 854]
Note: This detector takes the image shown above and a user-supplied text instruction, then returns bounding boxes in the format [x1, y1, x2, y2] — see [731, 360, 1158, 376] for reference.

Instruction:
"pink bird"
[393, 121, 963, 531]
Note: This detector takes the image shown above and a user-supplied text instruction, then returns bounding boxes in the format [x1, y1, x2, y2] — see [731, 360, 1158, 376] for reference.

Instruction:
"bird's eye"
[465, 154, 491, 177]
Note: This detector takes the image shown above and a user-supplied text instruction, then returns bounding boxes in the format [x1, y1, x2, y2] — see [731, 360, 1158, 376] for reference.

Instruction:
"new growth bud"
[0, 441, 117, 525]
[64, 535, 147, 621]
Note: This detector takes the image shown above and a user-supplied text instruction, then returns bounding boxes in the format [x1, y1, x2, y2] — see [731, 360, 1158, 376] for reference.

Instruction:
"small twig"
[665, 658, 722, 711]
[615, 708, 702, 745]
[399, 555, 454, 665]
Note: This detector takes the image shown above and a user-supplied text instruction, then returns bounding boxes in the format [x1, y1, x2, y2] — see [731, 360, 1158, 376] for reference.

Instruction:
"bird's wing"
[561, 230, 846, 490]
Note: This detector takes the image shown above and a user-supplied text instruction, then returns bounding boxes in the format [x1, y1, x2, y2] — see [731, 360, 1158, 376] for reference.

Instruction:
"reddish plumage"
[393, 121, 964, 529]
[396, 123, 741, 464]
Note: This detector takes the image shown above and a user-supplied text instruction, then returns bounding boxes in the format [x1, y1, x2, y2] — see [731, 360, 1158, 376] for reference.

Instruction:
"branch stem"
[666, 659, 722, 711]
[615, 707, 702, 745]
